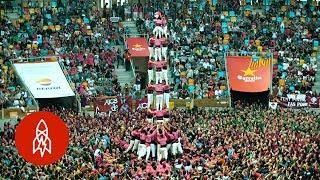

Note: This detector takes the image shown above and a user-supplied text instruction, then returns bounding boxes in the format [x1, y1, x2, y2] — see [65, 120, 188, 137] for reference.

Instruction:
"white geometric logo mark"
[32, 119, 52, 157]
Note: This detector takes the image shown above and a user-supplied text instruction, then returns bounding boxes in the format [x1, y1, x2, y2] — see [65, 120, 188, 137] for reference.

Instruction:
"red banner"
[94, 96, 132, 115]
[127, 38, 149, 57]
[135, 97, 148, 110]
[226, 56, 272, 92]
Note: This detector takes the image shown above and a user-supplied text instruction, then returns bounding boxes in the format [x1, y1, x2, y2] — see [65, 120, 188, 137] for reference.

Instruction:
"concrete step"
[115, 66, 134, 87]
[123, 21, 136, 25]
[122, 20, 139, 37]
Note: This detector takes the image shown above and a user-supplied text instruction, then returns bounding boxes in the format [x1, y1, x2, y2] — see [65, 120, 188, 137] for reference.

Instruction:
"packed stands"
[0, 0, 125, 108]
[0, 0, 320, 179]
[164, 0, 319, 99]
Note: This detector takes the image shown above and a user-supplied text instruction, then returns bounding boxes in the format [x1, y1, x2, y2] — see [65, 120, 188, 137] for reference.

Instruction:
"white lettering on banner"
[111, 104, 118, 111]
[137, 103, 148, 110]
[287, 102, 308, 107]
[282, 94, 306, 102]
[104, 98, 118, 105]
[104, 98, 118, 111]
[96, 112, 108, 117]
[237, 75, 262, 82]
[132, 47, 146, 51]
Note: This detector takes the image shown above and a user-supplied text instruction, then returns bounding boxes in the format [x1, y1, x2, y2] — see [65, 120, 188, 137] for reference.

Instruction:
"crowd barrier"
[90, 97, 230, 114]
[169, 98, 230, 109]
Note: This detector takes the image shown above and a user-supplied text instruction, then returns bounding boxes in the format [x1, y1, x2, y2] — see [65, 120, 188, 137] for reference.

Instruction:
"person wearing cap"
[171, 127, 183, 156]
[147, 60, 155, 84]
[147, 108, 157, 123]
[161, 62, 168, 85]
[149, 35, 156, 58]
[156, 128, 168, 161]
[161, 38, 169, 61]
[123, 49, 131, 71]
[153, 17, 165, 38]
[137, 129, 147, 160]
[163, 81, 170, 108]
[147, 82, 155, 109]
[153, 60, 165, 84]
[148, 83, 164, 110]
[145, 126, 157, 161]
[164, 128, 174, 155]
[153, 38, 162, 62]
[161, 16, 168, 38]
[124, 126, 140, 153]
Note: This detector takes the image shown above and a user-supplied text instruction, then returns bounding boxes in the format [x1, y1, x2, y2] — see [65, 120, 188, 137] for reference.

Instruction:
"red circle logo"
[15, 111, 69, 166]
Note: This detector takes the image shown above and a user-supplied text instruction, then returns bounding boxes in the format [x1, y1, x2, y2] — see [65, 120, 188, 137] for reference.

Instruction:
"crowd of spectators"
[0, 0, 131, 108]
[138, 0, 320, 99]
[0, 1, 320, 179]
[1, 106, 319, 179]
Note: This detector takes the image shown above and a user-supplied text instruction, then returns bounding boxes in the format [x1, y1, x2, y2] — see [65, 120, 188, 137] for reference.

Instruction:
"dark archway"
[37, 96, 78, 112]
[230, 89, 270, 108]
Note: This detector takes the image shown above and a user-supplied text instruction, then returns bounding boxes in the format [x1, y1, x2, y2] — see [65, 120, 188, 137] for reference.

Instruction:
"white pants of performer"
[166, 143, 172, 154]
[137, 143, 147, 160]
[163, 26, 168, 38]
[164, 92, 170, 109]
[146, 144, 156, 161]
[156, 118, 164, 123]
[124, 140, 134, 153]
[157, 144, 168, 161]
[147, 93, 154, 108]
[164, 117, 170, 122]
[146, 117, 153, 124]
[148, 47, 154, 57]
[162, 69, 168, 84]
[156, 94, 164, 110]
[133, 139, 140, 152]
[148, 69, 154, 83]
[154, 47, 162, 61]
[155, 71, 162, 84]
[153, 26, 164, 38]
[161, 47, 168, 61]
[172, 139, 183, 156]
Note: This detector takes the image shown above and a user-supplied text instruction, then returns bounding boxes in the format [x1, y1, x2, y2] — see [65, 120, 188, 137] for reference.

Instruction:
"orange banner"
[127, 38, 149, 57]
[226, 56, 271, 92]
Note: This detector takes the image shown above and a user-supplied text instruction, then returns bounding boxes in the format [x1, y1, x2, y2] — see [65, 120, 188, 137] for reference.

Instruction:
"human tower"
[124, 11, 183, 162]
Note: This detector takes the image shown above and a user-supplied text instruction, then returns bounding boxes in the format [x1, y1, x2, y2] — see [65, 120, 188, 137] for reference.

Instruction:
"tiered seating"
[0, 0, 123, 108]
[168, 0, 319, 99]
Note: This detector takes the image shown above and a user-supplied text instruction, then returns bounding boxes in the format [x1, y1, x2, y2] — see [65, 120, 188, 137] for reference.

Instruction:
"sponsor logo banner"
[226, 56, 271, 92]
[135, 97, 148, 110]
[14, 62, 75, 98]
[271, 94, 320, 109]
[278, 94, 308, 108]
[126, 38, 150, 57]
[94, 96, 132, 116]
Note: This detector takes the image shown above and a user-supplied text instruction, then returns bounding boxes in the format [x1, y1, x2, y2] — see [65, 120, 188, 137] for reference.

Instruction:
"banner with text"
[135, 97, 148, 111]
[226, 56, 272, 92]
[94, 96, 132, 115]
[270, 94, 320, 109]
[14, 62, 75, 98]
